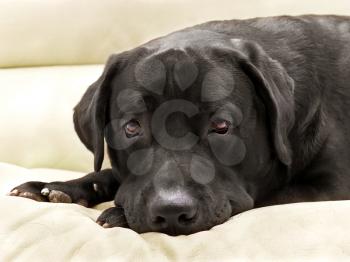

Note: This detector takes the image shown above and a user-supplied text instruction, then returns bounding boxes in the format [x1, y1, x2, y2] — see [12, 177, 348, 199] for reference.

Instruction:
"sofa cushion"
[1, 162, 350, 261]
[1, 0, 350, 68]
[0, 65, 107, 172]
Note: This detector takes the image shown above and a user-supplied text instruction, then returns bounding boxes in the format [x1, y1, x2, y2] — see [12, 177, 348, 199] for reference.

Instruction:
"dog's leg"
[8, 169, 119, 207]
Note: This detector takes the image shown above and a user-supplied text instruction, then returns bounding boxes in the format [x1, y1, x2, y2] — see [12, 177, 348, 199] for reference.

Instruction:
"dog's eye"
[124, 120, 141, 137]
[210, 120, 230, 134]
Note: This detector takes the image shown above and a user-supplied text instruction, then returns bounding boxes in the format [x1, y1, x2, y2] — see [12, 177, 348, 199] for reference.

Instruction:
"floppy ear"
[230, 39, 295, 166]
[73, 55, 119, 172]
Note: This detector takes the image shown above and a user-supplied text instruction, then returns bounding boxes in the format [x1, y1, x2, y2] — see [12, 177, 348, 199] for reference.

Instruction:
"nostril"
[178, 210, 197, 225]
[153, 215, 166, 225]
[152, 215, 169, 229]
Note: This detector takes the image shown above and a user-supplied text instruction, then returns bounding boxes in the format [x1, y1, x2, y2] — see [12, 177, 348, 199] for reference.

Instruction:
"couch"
[1, 0, 350, 260]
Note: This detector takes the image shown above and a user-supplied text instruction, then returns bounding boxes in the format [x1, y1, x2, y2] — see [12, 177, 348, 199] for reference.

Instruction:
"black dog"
[9, 15, 350, 235]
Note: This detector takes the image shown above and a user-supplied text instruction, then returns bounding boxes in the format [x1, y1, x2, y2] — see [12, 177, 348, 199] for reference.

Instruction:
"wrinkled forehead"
[111, 38, 249, 114]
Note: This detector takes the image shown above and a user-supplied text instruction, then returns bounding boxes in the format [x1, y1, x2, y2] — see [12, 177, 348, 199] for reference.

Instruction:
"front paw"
[96, 207, 128, 228]
[8, 181, 88, 206]
[8, 181, 48, 202]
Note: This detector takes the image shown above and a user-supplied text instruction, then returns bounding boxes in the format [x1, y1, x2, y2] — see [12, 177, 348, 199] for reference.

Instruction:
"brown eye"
[210, 120, 230, 134]
[124, 120, 141, 137]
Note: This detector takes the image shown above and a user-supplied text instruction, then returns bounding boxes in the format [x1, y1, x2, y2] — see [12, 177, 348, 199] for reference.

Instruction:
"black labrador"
[9, 15, 350, 235]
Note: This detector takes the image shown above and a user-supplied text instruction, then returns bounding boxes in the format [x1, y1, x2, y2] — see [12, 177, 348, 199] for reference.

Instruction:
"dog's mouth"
[113, 199, 239, 235]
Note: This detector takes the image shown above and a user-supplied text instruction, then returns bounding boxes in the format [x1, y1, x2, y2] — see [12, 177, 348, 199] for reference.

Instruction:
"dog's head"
[74, 30, 295, 235]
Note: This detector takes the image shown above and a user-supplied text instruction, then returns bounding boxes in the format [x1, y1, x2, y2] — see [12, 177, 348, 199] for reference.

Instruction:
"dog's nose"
[149, 190, 198, 231]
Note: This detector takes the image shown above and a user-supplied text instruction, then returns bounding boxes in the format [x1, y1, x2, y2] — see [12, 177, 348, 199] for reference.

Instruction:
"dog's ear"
[230, 39, 295, 166]
[73, 55, 120, 172]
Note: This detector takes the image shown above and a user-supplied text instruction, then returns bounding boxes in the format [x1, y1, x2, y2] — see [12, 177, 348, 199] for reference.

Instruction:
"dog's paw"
[8, 181, 48, 202]
[96, 207, 128, 228]
[8, 181, 88, 206]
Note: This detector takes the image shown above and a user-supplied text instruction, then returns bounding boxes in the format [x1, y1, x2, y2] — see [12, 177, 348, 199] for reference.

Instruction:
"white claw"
[41, 188, 50, 196]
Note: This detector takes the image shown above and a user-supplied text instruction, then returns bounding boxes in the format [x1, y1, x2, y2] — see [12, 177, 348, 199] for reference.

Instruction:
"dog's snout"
[149, 190, 198, 233]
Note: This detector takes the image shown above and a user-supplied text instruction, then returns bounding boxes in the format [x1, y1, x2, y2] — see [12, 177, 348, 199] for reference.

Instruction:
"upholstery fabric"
[1, 0, 350, 68]
[0, 65, 106, 172]
[1, 162, 350, 261]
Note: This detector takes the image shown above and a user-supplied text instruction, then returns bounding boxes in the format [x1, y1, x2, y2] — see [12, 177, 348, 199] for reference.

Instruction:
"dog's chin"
[127, 218, 231, 236]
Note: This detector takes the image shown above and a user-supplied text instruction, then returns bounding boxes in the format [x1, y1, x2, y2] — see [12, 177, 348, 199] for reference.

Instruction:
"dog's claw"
[8, 189, 19, 196]
[17, 191, 46, 201]
[41, 188, 50, 196]
[21, 192, 31, 197]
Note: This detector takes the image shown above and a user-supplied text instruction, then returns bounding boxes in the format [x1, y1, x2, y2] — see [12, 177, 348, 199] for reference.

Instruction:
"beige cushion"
[1, 0, 350, 68]
[0, 65, 107, 172]
[1, 162, 350, 261]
